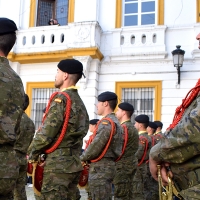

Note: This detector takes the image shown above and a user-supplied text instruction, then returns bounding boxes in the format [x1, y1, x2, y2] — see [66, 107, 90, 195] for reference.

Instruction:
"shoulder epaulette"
[54, 98, 62, 103]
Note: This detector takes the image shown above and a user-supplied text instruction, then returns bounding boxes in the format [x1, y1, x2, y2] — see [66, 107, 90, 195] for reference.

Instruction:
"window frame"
[115, 0, 164, 28]
[26, 82, 55, 117]
[123, 0, 157, 27]
[29, 0, 75, 27]
[197, 0, 200, 22]
[115, 81, 162, 120]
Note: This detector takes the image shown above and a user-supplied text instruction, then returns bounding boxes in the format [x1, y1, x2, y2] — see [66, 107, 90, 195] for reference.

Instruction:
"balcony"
[9, 21, 103, 64]
[101, 25, 167, 61]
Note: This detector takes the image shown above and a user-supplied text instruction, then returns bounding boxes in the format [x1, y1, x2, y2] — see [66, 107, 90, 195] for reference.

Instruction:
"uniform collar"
[121, 119, 131, 125]
[138, 131, 147, 135]
[61, 86, 79, 92]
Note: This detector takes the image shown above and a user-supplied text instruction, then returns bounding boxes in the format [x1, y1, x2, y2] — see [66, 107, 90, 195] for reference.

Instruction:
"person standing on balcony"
[113, 102, 139, 200]
[48, 18, 60, 26]
[28, 59, 89, 200]
[13, 94, 35, 200]
[0, 17, 25, 199]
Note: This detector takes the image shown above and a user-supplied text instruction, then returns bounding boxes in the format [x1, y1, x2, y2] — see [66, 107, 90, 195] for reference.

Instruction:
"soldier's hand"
[39, 161, 46, 168]
[149, 156, 159, 181]
[81, 161, 86, 166]
[164, 162, 173, 179]
[160, 165, 169, 186]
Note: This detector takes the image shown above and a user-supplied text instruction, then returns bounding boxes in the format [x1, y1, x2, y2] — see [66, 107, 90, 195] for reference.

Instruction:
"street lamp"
[171, 45, 185, 85]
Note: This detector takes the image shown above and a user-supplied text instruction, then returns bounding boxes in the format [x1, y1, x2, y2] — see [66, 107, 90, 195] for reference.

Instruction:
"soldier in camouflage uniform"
[132, 115, 151, 200]
[84, 119, 99, 200]
[113, 102, 139, 200]
[0, 18, 25, 199]
[145, 121, 159, 200]
[149, 82, 200, 200]
[13, 94, 35, 200]
[29, 59, 89, 200]
[154, 120, 163, 135]
[80, 91, 123, 200]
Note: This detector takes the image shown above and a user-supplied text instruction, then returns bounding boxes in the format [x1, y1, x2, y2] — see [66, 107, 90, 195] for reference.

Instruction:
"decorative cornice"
[7, 47, 104, 64]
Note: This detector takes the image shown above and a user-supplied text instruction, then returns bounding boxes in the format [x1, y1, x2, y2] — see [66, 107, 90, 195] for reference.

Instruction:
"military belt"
[173, 168, 200, 192]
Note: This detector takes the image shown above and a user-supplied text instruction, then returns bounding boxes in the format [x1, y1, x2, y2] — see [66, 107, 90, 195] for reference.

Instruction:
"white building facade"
[0, 0, 200, 130]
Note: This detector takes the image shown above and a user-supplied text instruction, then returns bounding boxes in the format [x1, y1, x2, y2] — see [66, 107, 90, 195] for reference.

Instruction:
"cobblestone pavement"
[26, 185, 88, 200]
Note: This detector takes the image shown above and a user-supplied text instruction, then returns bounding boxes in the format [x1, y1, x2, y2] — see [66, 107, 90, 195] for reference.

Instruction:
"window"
[123, 0, 156, 26]
[26, 82, 58, 130]
[31, 88, 58, 129]
[37, 0, 69, 26]
[29, 0, 75, 27]
[122, 87, 154, 121]
[115, 0, 164, 28]
[116, 81, 162, 122]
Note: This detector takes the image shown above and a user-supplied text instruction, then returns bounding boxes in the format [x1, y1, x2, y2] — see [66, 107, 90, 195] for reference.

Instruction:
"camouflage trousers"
[35, 171, 81, 200]
[0, 178, 16, 200]
[113, 160, 137, 200]
[144, 164, 159, 200]
[88, 159, 116, 200]
[132, 163, 147, 200]
[179, 184, 200, 200]
[0, 148, 19, 199]
[13, 164, 27, 200]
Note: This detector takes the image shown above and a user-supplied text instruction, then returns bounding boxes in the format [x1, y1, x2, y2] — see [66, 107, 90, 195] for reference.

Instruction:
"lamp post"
[171, 45, 185, 85]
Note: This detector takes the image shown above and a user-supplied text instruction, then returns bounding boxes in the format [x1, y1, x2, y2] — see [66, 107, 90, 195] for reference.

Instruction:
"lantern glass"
[173, 54, 184, 67]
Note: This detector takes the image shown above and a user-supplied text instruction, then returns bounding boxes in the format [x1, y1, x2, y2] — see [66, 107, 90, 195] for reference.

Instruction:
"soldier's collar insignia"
[54, 98, 62, 103]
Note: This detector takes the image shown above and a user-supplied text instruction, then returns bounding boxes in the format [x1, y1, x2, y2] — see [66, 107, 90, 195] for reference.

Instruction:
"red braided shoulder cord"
[84, 118, 116, 163]
[167, 79, 200, 130]
[151, 135, 155, 147]
[138, 136, 149, 166]
[41, 91, 71, 154]
[84, 120, 101, 150]
[115, 124, 128, 162]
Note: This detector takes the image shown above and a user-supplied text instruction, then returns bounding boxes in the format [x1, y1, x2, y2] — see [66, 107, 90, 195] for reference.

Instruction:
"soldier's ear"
[63, 72, 69, 80]
[103, 101, 108, 107]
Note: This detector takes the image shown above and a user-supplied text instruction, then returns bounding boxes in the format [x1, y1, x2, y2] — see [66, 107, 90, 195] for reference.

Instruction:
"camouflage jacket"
[117, 120, 139, 163]
[29, 89, 89, 173]
[150, 133, 162, 146]
[14, 112, 35, 165]
[136, 132, 151, 162]
[0, 57, 25, 145]
[80, 113, 123, 162]
[150, 93, 200, 190]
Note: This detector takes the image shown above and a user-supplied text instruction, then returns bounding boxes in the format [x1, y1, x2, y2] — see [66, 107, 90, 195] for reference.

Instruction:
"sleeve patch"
[54, 98, 62, 103]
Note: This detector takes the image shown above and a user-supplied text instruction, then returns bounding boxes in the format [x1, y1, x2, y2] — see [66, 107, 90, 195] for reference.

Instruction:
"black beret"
[148, 121, 158, 130]
[89, 119, 99, 125]
[98, 91, 117, 102]
[58, 59, 83, 74]
[154, 121, 163, 128]
[0, 18, 17, 36]
[135, 114, 149, 123]
[118, 102, 134, 112]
